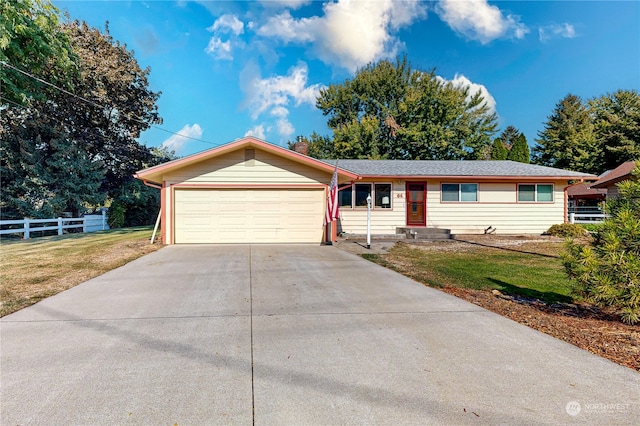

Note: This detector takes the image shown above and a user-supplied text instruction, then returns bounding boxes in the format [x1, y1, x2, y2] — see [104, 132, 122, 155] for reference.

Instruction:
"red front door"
[406, 183, 426, 226]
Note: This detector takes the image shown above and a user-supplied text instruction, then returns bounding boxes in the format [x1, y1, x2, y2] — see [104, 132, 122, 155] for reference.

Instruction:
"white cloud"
[436, 0, 528, 44]
[436, 74, 497, 114]
[270, 106, 289, 118]
[208, 14, 244, 35]
[244, 62, 324, 119]
[539, 23, 576, 42]
[259, 0, 310, 9]
[161, 123, 203, 152]
[245, 124, 267, 140]
[204, 37, 233, 60]
[257, 0, 427, 72]
[241, 62, 324, 139]
[276, 117, 295, 138]
[205, 14, 244, 60]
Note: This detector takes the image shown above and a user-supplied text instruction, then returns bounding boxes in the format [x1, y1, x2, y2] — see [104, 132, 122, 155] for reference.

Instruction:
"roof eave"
[353, 174, 595, 181]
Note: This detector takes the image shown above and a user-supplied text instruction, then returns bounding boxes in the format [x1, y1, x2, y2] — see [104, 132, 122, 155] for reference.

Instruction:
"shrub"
[108, 180, 160, 228]
[562, 163, 640, 324]
[107, 202, 125, 229]
[545, 223, 587, 238]
[580, 223, 602, 233]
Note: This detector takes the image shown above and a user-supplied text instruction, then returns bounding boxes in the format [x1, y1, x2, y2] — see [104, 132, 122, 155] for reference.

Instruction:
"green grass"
[364, 242, 573, 304]
[0, 227, 163, 316]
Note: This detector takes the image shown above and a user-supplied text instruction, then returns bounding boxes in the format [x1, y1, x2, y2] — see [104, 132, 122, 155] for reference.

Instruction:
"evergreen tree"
[532, 94, 599, 173]
[563, 163, 640, 324]
[507, 134, 530, 163]
[496, 125, 521, 149]
[490, 138, 508, 160]
[590, 89, 640, 172]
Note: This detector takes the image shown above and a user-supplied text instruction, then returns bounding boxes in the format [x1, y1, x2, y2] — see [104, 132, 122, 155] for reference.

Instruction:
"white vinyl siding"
[426, 181, 566, 234]
[163, 149, 330, 185]
[174, 188, 324, 244]
[332, 180, 568, 236]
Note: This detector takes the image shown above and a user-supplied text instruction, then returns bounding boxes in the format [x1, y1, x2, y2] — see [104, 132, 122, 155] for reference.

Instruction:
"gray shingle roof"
[323, 160, 596, 179]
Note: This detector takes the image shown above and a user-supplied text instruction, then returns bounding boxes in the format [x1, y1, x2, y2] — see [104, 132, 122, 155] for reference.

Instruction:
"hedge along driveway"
[0, 227, 162, 316]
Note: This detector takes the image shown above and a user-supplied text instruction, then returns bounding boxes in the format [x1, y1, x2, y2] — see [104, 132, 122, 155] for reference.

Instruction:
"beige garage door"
[174, 188, 325, 244]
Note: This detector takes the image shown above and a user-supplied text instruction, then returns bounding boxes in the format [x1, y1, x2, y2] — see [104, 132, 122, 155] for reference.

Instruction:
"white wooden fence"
[0, 211, 109, 239]
[568, 212, 609, 224]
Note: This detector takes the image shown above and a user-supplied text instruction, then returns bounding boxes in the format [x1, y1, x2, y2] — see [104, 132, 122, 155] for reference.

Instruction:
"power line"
[0, 60, 220, 147]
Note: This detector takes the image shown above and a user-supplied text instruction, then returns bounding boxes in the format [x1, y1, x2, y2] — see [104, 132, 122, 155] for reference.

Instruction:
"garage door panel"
[174, 188, 324, 244]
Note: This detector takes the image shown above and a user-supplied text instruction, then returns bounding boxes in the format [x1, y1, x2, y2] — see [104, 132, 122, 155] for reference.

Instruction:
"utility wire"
[0, 60, 221, 147]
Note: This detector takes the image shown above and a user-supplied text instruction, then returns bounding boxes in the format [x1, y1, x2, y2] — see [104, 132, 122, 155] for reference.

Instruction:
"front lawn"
[364, 238, 572, 304]
[0, 227, 163, 317]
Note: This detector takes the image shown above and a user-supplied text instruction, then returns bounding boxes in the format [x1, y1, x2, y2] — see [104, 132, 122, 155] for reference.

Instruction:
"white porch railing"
[568, 212, 609, 224]
[0, 211, 108, 239]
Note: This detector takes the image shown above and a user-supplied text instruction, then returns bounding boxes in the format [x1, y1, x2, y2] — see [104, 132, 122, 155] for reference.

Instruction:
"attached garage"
[134, 137, 357, 245]
[173, 188, 324, 244]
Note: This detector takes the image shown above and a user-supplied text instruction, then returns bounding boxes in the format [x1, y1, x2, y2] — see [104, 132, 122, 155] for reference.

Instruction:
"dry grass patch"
[0, 227, 163, 316]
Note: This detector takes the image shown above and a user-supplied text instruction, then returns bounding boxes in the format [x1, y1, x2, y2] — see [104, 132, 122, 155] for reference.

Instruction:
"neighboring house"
[567, 182, 606, 213]
[590, 161, 639, 199]
[135, 137, 596, 244]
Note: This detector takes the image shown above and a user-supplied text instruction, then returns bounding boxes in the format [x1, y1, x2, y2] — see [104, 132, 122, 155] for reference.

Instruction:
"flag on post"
[325, 163, 339, 225]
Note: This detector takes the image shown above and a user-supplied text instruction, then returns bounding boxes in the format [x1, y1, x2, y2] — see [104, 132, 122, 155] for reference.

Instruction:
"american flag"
[325, 164, 339, 225]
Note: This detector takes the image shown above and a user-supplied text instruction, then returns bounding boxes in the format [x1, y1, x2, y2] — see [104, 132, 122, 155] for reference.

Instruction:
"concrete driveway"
[1, 245, 638, 425]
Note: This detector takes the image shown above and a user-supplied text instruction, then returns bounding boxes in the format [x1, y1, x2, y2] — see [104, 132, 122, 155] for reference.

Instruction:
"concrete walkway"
[1, 245, 638, 425]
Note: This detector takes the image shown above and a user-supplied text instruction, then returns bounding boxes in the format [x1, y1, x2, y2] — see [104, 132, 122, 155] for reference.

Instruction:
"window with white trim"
[441, 183, 478, 202]
[518, 184, 553, 202]
[338, 183, 393, 209]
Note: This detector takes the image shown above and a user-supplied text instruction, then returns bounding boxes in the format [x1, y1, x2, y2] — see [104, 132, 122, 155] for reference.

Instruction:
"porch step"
[396, 227, 453, 240]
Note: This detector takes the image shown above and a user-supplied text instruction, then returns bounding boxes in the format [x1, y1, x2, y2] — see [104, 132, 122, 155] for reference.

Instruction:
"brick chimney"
[292, 139, 309, 156]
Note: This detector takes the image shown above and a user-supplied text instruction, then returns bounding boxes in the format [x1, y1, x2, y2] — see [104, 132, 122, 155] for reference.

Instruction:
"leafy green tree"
[563, 163, 640, 324]
[0, 17, 162, 220]
[490, 138, 508, 160]
[311, 57, 497, 160]
[0, 0, 76, 105]
[59, 20, 162, 194]
[590, 89, 640, 172]
[532, 94, 599, 173]
[507, 133, 530, 163]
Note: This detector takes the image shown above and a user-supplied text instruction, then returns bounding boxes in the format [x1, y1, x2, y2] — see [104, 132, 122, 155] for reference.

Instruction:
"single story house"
[135, 137, 596, 244]
[590, 160, 638, 199]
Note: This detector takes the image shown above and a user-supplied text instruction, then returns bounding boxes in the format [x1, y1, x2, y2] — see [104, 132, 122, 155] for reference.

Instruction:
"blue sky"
[54, 0, 640, 157]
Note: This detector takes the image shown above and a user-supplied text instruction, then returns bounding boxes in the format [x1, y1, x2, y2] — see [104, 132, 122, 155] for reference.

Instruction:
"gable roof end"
[134, 136, 358, 184]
